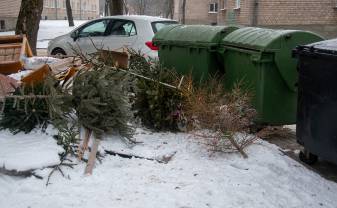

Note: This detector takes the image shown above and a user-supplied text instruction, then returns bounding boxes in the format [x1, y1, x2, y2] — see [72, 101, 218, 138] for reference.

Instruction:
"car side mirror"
[71, 31, 78, 41]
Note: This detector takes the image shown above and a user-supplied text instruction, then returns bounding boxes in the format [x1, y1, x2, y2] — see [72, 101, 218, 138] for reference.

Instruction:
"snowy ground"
[0, 20, 87, 48]
[0, 128, 337, 208]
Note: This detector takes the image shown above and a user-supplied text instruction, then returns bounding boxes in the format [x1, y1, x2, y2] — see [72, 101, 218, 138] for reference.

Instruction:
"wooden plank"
[23, 36, 33, 57]
[0, 44, 22, 49]
[84, 138, 100, 175]
[0, 62, 22, 75]
[0, 35, 23, 44]
[78, 128, 92, 161]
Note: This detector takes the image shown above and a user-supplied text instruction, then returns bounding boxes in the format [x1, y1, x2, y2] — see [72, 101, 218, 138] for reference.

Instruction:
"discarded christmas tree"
[0, 75, 69, 134]
[73, 67, 134, 140]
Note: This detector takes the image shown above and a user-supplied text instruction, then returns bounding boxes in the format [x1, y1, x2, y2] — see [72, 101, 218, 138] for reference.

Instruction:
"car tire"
[51, 48, 66, 58]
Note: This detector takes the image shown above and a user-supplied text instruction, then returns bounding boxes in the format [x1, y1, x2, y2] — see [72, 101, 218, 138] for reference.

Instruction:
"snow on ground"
[0, 128, 337, 208]
[0, 128, 62, 171]
[0, 20, 87, 49]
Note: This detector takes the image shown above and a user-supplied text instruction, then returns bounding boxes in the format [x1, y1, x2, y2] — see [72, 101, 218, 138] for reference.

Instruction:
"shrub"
[181, 75, 257, 155]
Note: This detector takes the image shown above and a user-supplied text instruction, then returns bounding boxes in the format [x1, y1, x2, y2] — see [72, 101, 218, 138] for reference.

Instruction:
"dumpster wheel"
[299, 149, 318, 165]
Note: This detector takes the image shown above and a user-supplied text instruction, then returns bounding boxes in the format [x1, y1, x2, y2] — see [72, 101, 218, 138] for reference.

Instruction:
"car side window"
[79, 19, 110, 37]
[109, 20, 137, 36]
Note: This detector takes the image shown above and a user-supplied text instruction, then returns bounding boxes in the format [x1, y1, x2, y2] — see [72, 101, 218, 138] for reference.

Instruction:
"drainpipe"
[252, 0, 259, 26]
[181, 0, 186, 24]
[55, 0, 58, 19]
[80, 0, 82, 20]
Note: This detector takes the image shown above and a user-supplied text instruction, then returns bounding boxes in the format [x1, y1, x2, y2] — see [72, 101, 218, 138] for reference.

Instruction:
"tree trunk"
[66, 0, 74, 27]
[108, 0, 124, 15]
[15, 0, 43, 55]
[123, 0, 129, 14]
[165, 0, 174, 18]
[105, 0, 110, 15]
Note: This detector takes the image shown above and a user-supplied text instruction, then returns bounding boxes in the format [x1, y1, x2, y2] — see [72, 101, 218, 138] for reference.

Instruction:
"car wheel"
[299, 149, 318, 165]
[51, 48, 66, 58]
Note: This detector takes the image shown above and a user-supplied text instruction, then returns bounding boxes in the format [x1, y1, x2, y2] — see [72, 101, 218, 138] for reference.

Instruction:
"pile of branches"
[180, 76, 257, 157]
[127, 50, 257, 157]
[129, 50, 184, 131]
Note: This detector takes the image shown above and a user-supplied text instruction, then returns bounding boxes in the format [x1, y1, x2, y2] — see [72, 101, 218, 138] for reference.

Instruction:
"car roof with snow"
[100, 15, 176, 22]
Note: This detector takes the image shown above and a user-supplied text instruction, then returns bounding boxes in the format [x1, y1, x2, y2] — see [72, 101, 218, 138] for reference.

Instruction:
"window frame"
[221, 0, 227, 10]
[77, 19, 111, 38]
[106, 19, 138, 37]
[209, 2, 218, 13]
[0, 20, 5, 30]
[234, 0, 241, 10]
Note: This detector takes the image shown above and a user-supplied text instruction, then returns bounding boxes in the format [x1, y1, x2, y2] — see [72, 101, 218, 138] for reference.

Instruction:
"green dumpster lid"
[153, 24, 239, 47]
[221, 27, 324, 92]
[221, 27, 301, 51]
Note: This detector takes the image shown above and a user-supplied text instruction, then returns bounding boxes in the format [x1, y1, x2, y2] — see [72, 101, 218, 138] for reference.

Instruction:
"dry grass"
[180, 75, 257, 157]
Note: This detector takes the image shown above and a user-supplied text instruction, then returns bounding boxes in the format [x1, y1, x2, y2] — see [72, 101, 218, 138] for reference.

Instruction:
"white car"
[47, 15, 177, 58]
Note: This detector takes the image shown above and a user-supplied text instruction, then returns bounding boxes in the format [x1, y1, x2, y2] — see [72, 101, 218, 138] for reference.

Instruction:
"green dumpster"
[219, 27, 324, 125]
[153, 24, 239, 82]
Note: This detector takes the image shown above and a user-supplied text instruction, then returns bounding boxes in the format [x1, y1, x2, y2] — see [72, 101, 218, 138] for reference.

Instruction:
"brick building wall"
[174, 0, 337, 38]
[42, 0, 99, 20]
[0, 0, 21, 31]
[0, 0, 99, 32]
[174, 0, 218, 25]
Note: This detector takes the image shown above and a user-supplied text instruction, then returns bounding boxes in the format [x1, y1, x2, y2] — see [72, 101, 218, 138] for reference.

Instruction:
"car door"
[73, 19, 111, 56]
[102, 19, 138, 51]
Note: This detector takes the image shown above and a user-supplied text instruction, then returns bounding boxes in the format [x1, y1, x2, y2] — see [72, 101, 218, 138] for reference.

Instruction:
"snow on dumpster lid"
[153, 24, 239, 47]
[305, 38, 337, 52]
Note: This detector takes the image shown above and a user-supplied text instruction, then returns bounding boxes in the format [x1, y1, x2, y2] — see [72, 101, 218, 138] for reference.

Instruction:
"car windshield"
[151, 21, 178, 33]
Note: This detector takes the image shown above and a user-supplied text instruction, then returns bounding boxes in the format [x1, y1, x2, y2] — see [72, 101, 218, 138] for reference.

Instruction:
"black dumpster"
[294, 39, 337, 165]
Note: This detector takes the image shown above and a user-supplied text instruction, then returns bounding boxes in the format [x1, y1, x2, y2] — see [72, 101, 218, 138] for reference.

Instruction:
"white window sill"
[220, 8, 227, 11]
[233, 7, 241, 10]
[208, 11, 218, 14]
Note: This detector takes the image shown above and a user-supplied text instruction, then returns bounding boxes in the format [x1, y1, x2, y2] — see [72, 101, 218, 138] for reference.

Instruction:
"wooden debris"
[0, 35, 33, 75]
[84, 138, 100, 175]
[104, 150, 177, 164]
[78, 128, 92, 161]
[20, 64, 51, 85]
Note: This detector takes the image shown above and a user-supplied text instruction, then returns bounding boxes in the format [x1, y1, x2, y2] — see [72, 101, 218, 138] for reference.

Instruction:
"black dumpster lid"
[295, 38, 337, 57]
[306, 38, 337, 51]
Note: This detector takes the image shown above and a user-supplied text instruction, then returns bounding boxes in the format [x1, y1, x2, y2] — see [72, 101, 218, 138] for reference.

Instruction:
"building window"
[221, 0, 227, 10]
[209, 3, 218, 13]
[45, 16, 48, 20]
[0, 20, 5, 30]
[235, 0, 241, 9]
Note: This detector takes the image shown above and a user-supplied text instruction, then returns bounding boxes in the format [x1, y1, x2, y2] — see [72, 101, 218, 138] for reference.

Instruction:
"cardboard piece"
[20, 65, 51, 85]
[97, 49, 129, 69]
